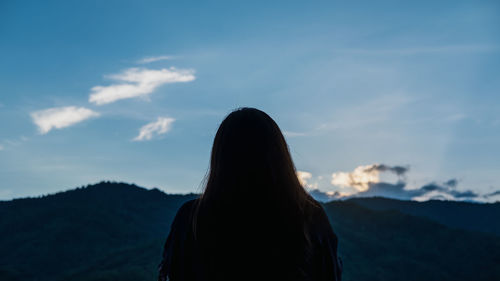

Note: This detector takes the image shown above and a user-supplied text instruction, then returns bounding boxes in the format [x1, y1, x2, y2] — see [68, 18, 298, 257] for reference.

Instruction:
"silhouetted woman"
[158, 107, 342, 281]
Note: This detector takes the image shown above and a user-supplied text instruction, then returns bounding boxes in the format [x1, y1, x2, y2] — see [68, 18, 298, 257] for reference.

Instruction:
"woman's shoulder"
[169, 197, 200, 230]
[159, 198, 200, 280]
[178, 197, 199, 212]
[307, 201, 328, 226]
[309, 203, 338, 244]
[174, 198, 200, 220]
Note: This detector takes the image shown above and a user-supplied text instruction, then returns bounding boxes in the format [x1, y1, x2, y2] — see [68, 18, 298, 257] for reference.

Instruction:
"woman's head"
[194, 107, 319, 225]
[202, 107, 305, 202]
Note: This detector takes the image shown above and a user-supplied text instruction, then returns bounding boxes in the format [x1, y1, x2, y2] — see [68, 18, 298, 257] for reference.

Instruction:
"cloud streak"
[133, 117, 175, 141]
[137, 55, 174, 64]
[89, 67, 195, 105]
[331, 45, 498, 56]
[31, 106, 100, 134]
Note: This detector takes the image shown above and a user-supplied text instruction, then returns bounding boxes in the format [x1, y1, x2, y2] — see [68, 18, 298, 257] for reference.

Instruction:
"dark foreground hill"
[348, 197, 500, 235]
[0, 182, 499, 281]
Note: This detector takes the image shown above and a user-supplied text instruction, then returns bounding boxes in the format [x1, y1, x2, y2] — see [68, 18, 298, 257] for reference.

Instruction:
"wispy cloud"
[89, 67, 195, 105]
[0, 144, 4, 151]
[331, 45, 498, 56]
[31, 106, 100, 134]
[133, 117, 175, 141]
[1, 136, 29, 148]
[284, 95, 415, 138]
[137, 55, 174, 64]
[284, 131, 308, 138]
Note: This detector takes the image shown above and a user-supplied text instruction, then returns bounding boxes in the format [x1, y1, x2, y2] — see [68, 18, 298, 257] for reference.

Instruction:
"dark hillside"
[0, 182, 198, 280]
[0, 182, 499, 280]
[348, 197, 500, 235]
[326, 201, 500, 281]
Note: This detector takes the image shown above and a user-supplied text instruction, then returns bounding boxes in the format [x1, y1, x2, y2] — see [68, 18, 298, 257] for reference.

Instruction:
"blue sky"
[1, 0, 499, 201]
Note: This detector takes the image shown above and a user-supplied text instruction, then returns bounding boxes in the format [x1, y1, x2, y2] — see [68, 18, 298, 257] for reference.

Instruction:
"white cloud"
[297, 170, 345, 202]
[89, 67, 195, 105]
[331, 163, 408, 192]
[133, 117, 175, 141]
[297, 170, 320, 190]
[328, 164, 483, 201]
[31, 106, 100, 134]
[412, 190, 456, 202]
[137, 55, 173, 64]
[331, 164, 383, 192]
[297, 171, 313, 187]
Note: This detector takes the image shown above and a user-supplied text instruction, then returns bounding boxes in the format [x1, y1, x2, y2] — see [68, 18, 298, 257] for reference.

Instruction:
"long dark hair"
[191, 107, 321, 278]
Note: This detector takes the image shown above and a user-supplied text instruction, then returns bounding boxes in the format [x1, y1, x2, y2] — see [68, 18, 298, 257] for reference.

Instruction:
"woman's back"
[158, 108, 342, 281]
[159, 198, 342, 281]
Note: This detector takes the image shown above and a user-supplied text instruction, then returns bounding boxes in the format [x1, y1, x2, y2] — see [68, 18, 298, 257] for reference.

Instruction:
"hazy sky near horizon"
[1, 0, 499, 201]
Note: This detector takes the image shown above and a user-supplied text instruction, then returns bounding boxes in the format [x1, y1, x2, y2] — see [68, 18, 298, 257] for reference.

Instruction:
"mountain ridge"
[347, 196, 500, 235]
[5, 181, 499, 236]
[1, 181, 499, 281]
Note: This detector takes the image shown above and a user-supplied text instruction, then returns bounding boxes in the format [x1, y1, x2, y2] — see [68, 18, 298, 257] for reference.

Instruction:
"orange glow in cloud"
[331, 164, 384, 192]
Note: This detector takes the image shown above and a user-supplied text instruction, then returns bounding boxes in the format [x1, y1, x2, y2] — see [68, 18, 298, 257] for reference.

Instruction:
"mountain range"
[0, 181, 499, 281]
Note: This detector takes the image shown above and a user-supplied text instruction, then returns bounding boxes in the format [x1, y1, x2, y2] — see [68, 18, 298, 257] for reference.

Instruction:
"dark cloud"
[310, 179, 479, 202]
[363, 164, 409, 176]
[354, 182, 423, 200]
[451, 190, 478, 198]
[348, 180, 479, 201]
[485, 190, 500, 197]
[421, 184, 441, 192]
[444, 179, 458, 188]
